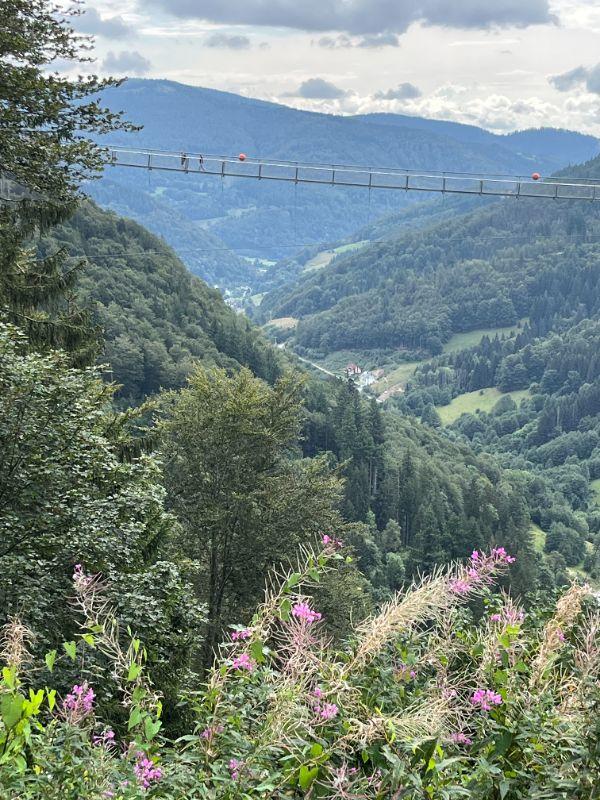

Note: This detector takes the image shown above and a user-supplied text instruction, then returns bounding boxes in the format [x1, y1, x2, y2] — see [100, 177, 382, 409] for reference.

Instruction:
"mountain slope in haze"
[88, 79, 598, 282]
[355, 115, 599, 171]
[261, 153, 600, 356]
[38, 201, 282, 404]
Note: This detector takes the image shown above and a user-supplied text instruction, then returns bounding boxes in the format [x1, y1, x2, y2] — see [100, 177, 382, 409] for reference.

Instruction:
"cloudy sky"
[71, 0, 600, 134]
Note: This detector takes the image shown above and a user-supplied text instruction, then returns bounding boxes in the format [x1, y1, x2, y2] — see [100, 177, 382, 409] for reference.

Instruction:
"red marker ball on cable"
[238, 153, 247, 161]
[531, 172, 541, 181]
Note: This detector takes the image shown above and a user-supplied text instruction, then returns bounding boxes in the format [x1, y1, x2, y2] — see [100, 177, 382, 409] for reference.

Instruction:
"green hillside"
[38, 202, 282, 404]
[262, 154, 600, 358]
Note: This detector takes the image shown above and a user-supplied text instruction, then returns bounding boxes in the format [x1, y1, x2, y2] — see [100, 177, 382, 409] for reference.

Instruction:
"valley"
[2, 6, 599, 796]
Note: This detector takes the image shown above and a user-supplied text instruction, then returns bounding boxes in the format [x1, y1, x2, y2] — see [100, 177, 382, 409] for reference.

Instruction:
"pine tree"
[0, 0, 135, 360]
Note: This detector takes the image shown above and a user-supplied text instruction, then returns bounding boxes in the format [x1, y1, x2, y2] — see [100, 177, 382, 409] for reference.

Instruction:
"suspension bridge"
[106, 146, 600, 202]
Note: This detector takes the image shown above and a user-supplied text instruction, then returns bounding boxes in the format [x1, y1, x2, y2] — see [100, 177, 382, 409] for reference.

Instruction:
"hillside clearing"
[437, 387, 530, 426]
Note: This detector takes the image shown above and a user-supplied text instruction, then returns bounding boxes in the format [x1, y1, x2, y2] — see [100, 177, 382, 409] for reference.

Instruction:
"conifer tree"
[0, 0, 135, 359]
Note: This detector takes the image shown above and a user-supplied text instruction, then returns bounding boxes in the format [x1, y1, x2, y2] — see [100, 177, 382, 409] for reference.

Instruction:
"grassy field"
[304, 241, 369, 272]
[437, 387, 530, 426]
[530, 523, 546, 553]
[265, 316, 298, 331]
[443, 321, 527, 354]
[590, 478, 600, 505]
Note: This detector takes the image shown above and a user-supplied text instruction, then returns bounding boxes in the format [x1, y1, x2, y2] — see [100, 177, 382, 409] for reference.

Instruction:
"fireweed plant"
[0, 540, 598, 799]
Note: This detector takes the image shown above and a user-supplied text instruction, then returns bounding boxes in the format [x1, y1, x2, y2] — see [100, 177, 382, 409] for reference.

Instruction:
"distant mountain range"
[89, 79, 599, 287]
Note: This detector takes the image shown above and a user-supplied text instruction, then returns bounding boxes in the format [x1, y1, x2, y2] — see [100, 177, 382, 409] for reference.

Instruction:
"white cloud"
[550, 63, 600, 94]
[374, 83, 422, 100]
[204, 33, 252, 49]
[75, 7, 134, 38]
[142, 0, 555, 35]
[101, 50, 152, 75]
[295, 78, 349, 98]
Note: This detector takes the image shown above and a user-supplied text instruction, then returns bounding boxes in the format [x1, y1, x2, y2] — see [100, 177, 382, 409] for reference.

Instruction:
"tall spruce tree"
[0, 0, 135, 360]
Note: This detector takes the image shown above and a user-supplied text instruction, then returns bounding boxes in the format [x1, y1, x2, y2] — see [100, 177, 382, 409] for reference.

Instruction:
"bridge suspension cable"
[106, 146, 600, 202]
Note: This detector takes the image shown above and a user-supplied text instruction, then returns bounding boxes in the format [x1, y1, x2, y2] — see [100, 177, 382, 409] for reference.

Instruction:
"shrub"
[1, 541, 598, 799]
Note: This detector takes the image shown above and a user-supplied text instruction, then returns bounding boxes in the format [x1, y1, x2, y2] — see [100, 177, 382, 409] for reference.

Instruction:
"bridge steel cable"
[105, 146, 600, 203]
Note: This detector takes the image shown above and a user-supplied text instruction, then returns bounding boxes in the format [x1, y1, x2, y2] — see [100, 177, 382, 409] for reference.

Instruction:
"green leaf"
[2, 667, 15, 690]
[499, 779, 511, 799]
[299, 765, 319, 791]
[144, 717, 162, 741]
[82, 633, 95, 648]
[285, 572, 302, 591]
[1, 693, 24, 730]
[127, 706, 143, 731]
[309, 743, 323, 759]
[250, 640, 265, 664]
[279, 598, 292, 621]
[46, 689, 56, 712]
[63, 641, 77, 661]
[493, 669, 508, 686]
[44, 650, 56, 673]
[494, 732, 513, 757]
[127, 662, 142, 682]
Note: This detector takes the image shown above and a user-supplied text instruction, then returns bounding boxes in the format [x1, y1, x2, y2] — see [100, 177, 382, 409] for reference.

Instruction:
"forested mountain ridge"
[38, 201, 282, 404]
[88, 78, 599, 280]
[262, 153, 600, 356]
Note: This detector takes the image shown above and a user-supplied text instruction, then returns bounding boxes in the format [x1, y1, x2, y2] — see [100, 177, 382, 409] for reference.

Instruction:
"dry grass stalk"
[530, 582, 591, 690]
[346, 558, 500, 675]
[0, 615, 33, 673]
[344, 697, 451, 748]
[559, 609, 600, 716]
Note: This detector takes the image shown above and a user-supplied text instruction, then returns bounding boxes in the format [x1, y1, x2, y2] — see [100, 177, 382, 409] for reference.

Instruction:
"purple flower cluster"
[322, 534, 343, 549]
[231, 628, 251, 641]
[134, 751, 163, 790]
[314, 702, 339, 721]
[470, 688, 502, 712]
[72, 563, 91, 590]
[450, 549, 516, 596]
[229, 758, 242, 780]
[232, 652, 255, 671]
[292, 602, 322, 624]
[63, 683, 95, 721]
[490, 607, 525, 625]
[450, 731, 473, 745]
[93, 729, 115, 748]
[201, 724, 224, 742]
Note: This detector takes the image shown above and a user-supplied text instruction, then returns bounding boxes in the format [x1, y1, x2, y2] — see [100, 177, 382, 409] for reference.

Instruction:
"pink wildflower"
[322, 534, 344, 548]
[229, 758, 241, 780]
[292, 602, 322, 623]
[449, 579, 471, 595]
[470, 688, 502, 712]
[450, 731, 473, 746]
[491, 546, 516, 564]
[313, 686, 324, 699]
[231, 628, 251, 641]
[490, 613, 502, 622]
[72, 564, 91, 590]
[201, 724, 224, 742]
[232, 653, 255, 671]
[557, 629, 566, 643]
[314, 702, 338, 721]
[93, 729, 115, 748]
[63, 682, 95, 721]
[134, 752, 163, 790]
[471, 550, 480, 561]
